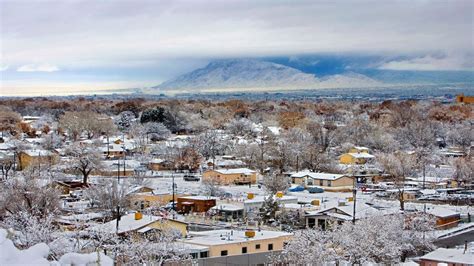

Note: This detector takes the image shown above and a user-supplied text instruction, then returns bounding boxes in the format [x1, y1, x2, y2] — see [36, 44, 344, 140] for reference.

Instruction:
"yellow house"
[18, 149, 59, 170]
[202, 168, 257, 185]
[340, 152, 375, 164]
[148, 158, 173, 171]
[456, 94, 474, 104]
[180, 229, 292, 258]
[127, 188, 189, 209]
[92, 212, 188, 237]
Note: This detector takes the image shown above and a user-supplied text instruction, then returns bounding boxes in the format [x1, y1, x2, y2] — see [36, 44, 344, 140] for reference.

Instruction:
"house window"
[319, 180, 323, 186]
[200, 251, 208, 258]
[327, 181, 332, 187]
[268, 244, 273, 251]
[255, 244, 261, 250]
[242, 247, 247, 254]
[221, 250, 228, 256]
[190, 253, 198, 259]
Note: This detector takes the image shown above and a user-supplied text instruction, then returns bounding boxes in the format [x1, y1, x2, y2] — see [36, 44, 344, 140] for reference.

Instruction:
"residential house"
[243, 195, 298, 216]
[148, 158, 173, 171]
[340, 152, 375, 165]
[456, 94, 474, 104]
[305, 201, 383, 229]
[425, 207, 461, 230]
[52, 181, 89, 195]
[291, 171, 354, 189]
[91, 212, 188, 237]
[176, 196, 217, 214]
[210, 203, 245, 222]
[127, 186, 188, 209]
[202, 168, 257, 185]
[179, 229, 292, 258]
[18, 149, 59, 170]
[204, 155, 247, 170]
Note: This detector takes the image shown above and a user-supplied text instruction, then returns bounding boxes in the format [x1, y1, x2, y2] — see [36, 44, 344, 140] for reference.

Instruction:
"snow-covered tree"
[259, 195, 279, 225]
[66, 144, 102, 184]
[262, 173, 290, 194]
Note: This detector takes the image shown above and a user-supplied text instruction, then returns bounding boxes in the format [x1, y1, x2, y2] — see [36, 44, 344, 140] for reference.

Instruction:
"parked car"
[164, 201, 177, 210]
[183, 174, 200, 181]
[288, 185, 305, 192]
[308, 187, 324, 193]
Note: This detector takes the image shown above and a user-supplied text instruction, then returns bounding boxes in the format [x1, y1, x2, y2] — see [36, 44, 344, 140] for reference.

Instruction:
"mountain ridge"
[155, 59, 382, 91]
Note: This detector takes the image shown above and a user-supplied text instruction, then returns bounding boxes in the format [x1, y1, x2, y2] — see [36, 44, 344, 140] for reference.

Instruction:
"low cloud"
[378, 55, 473, 71]
[17, 63, 60, 72]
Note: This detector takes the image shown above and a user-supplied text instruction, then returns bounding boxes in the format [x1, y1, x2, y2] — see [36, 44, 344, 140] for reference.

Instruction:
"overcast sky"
[1, 0, 473, 95]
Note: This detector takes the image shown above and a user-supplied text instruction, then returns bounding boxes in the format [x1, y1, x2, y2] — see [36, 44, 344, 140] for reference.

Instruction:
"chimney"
[135, 212, 143, 220]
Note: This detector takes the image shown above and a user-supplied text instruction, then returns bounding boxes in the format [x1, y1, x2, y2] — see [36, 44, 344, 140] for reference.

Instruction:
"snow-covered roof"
[91, 213, 161, 234]
[150, 158, 166, 164]
[344, 153, 375, 159]
[425, 207, 460, 218]
[211, 168, 256, 175]
[22, 149, 55, 156]
[0, 143, 15, 150]
[211, 204, 244, 212]
[183, 229, 292, 246]
[179, 196, 218, 201]
[420, 248, 474, 264]
[244, 195, 298, 204]
[307, 202, 384, 220]
[291, 171, 346, 181]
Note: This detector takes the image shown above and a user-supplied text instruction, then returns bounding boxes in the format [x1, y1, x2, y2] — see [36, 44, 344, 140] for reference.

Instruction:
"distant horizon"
[1, 0, 473, 96]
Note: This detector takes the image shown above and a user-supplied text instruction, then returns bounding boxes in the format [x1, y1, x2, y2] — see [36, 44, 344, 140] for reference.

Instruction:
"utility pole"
[117, 160, 120, 183]
[116, 205, 121, 233]
[172, 173, 176, 211]
[352, 172, 357, 224]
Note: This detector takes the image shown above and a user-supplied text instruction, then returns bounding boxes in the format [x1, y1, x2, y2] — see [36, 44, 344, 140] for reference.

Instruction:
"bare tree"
[379, 152, 417, 210]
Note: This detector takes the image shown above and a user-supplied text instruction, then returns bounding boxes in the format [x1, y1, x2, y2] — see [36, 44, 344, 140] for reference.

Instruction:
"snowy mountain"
[155, 59, 381, 91]
[319, 72, 382, 88]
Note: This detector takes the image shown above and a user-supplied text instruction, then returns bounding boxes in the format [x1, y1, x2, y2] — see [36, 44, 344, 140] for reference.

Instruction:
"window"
[255, 244, 261, 250]
[200, 251, 209, 258]
[221, 250, 228, 256]
[268, 244, 273, 251]
[242, 247, 247, 254]
[327, 181, 332, 187]
[319, 180, 323, 186]
[190, 253, 198, 259]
